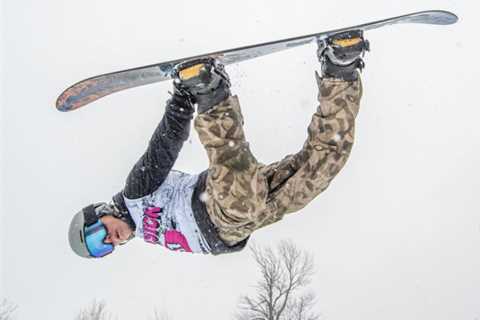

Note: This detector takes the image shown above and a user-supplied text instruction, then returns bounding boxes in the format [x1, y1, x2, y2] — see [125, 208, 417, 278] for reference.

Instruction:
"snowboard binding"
[172, 57, 231, 113]
[317, 30, 370, 81]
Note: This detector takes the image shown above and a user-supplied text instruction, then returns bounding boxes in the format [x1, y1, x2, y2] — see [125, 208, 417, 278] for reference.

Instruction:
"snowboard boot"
[172, 57, 231, 114]
[317, 30, 370, 81]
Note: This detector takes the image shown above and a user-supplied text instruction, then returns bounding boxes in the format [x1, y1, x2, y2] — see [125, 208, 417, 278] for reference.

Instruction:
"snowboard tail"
[56, 10, 458, 112]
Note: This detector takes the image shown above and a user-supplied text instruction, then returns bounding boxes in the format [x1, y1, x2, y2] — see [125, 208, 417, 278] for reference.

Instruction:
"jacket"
[112, 94, 247, 255]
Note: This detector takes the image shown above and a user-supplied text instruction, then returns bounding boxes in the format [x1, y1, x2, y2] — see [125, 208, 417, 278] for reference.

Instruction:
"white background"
[2, 0, 479, 319]
[0, 0, 4, 302]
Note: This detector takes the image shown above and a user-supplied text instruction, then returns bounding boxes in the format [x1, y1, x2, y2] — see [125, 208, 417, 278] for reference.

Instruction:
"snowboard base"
[56, 10, 458, 112]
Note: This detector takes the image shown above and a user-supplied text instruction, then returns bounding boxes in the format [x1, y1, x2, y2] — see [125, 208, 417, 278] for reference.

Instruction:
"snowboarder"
[68, 30, 369, 258]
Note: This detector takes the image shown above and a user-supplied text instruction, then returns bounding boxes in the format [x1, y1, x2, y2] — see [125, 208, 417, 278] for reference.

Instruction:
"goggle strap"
[83, 204, 98, 227]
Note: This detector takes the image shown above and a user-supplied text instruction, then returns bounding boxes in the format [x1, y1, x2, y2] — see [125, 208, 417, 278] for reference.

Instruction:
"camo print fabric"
[194, 76, 362, 246]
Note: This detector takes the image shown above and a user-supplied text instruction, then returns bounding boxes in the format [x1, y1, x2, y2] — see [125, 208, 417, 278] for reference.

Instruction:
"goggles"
[83, 204, 114, 258]
[84, 220, 114, 258]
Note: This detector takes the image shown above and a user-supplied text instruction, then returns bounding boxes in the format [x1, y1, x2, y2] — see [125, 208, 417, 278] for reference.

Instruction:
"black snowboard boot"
[172, 57, 231, 114]
[317, 30, 370, 81]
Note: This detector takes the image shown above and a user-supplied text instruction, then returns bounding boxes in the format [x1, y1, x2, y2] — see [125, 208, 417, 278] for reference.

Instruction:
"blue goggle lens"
[84, 220, 114, 258]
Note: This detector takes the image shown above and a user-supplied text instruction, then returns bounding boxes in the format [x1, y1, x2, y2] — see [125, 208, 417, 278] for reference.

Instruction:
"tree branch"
[236, 241, 319, 320]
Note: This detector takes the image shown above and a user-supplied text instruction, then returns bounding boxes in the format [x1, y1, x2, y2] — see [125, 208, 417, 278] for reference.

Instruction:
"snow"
[199, 192, 209, 203]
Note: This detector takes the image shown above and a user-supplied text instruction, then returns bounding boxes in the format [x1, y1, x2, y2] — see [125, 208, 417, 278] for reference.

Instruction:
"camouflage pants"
[194, 76, 363, 246]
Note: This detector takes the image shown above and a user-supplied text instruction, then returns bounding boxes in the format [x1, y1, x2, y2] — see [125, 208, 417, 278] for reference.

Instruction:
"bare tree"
[236, 240, 320, 320]
[150, 309, 172, 320]
[76, 300, 113, 320]
[0, 299, 17, 320]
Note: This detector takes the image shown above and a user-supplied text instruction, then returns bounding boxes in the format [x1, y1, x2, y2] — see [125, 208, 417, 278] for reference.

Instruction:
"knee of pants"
[207, 168, 268, 217]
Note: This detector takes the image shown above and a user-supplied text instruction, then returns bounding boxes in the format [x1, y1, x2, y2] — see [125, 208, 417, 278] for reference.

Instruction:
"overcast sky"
[1, 0, 479, 319]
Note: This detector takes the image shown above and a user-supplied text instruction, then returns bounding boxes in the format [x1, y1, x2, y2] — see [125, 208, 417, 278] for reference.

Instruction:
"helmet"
[68, 202, 135, 258]
[68, 203, 114, 258]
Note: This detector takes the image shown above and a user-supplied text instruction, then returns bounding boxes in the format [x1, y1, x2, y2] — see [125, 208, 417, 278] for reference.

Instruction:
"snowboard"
[56, 10, 458, 112]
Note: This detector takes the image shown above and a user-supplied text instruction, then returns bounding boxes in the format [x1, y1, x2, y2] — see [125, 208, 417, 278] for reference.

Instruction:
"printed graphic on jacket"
[123, 170, 210, 254]
[142, 206, 192, 252]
